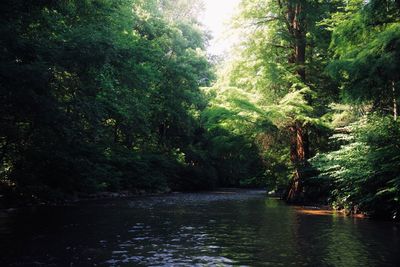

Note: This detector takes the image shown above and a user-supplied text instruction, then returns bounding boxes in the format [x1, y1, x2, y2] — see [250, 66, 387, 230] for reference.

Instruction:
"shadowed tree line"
[0, 0, 265, 204]
[1, 0, 400, 219]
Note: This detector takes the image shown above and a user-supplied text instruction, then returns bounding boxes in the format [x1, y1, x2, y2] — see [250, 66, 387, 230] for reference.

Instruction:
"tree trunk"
[293, 2, 306, 80]
[286, 121, 309, 202]
[284, 0, 309, 202]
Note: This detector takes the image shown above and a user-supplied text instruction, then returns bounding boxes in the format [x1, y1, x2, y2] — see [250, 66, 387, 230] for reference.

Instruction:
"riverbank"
[294, 205, 368, 219]
[0, 188, 376, 220]
[0, 187, 267, 210]
[0, 188, 172, 210]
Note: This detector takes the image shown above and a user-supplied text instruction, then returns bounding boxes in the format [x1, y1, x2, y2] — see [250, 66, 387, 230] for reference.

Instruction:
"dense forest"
[1, 0, 399, 219]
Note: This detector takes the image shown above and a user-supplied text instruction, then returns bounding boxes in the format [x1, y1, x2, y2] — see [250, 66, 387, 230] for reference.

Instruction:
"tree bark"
[286, 121, 309, 202]
[283, 0, 309, 202]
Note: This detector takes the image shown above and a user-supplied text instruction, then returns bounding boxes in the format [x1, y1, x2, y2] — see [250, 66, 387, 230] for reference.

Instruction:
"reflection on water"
[0, 190, 399, 266]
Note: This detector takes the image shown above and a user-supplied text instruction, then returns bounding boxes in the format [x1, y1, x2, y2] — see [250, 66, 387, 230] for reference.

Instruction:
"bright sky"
[201, 0, 241, 56]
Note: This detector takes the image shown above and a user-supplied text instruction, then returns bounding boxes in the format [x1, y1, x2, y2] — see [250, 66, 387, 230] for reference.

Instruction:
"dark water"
[1, 190, 399, 267]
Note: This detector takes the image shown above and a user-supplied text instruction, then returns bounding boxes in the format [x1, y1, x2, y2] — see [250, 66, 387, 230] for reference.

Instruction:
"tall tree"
[228, 0, 340, 201]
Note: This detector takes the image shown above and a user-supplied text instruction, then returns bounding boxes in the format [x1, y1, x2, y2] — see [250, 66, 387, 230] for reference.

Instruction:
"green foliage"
[328, 0, 400, 107]
[2, 0, 400, 220]
[311, 116, 400, 218]
[304, 0, 400, 218]
[0, 0, 217, 201]
[200, 0, 339, 193]
[201, 86, 268, 187]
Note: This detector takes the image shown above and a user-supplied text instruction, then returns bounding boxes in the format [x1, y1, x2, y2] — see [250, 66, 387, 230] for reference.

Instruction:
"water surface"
[0, 190, 399, 266]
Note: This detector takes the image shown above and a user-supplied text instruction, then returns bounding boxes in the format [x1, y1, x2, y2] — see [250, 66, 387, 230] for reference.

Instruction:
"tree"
[0, 0, 215, 201]
[224, 0, 340, 201]
[328, 0, 400, 120]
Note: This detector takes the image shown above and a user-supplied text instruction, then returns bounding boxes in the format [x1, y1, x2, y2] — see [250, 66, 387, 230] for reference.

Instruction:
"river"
[0, 190, 399, 266]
